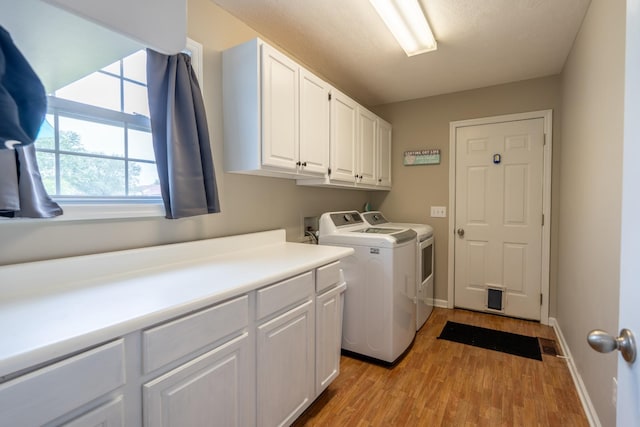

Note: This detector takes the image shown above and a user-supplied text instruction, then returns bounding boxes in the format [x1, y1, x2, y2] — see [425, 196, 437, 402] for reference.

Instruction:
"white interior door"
[454, 118, 545, 320]
[616, 1, 640, 422]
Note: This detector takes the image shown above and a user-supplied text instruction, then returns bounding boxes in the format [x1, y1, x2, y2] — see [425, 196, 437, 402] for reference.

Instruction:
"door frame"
[447, 110, 553, 324]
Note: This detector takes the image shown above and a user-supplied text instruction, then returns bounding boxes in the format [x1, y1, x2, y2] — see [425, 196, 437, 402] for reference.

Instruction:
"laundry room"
[1, 0, 638, 426]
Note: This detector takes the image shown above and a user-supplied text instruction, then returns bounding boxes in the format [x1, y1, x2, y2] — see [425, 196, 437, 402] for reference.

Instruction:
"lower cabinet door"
[64, 396, 124, 427]
[315, 282, 346, 395]
[257, 299, 314, 427]
[143, 332, 252, 427]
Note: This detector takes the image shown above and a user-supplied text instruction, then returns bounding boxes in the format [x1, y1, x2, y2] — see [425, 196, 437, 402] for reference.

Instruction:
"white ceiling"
[213, 0, 591, 107]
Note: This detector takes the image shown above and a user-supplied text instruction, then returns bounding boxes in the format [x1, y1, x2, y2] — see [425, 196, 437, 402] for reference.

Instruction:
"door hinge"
[544, 133, 547, 145]
[328, 93, 332, 101]
[542, 214, 544, 226]
[540, 293, 543, 306]
[328, 167, 332, 176]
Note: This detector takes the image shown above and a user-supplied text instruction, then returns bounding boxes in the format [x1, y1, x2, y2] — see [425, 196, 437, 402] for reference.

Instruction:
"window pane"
[56, 72, 121, 111]
[128, 129, 154, 161]
[36, 151, 56, 195]
[36, 115, 56, 150]
[60, 154, 125, 196]
[43, 49, 158, 202]
[123, 50, 147, 84]
[102, 60, 120, 75]
[59, 117, 125, 157]
[128, 161, 160, 196]
[123, 81, 149, 116]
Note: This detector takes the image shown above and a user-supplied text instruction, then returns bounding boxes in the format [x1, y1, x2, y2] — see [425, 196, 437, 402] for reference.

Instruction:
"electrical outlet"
[430, 206, 447, 218]
[612, 377, 617, 407]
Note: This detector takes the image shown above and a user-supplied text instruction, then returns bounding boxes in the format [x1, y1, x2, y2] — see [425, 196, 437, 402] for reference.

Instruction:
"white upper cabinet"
[329, 89, 359, 183]
[261, 45, 300, 172]
[300, 89, 392, 190]
[377, 118, 392, 188]
[357, 107, 378, 186]
[222, 38, 391, 190]
[299, 67, 331, 175]
[223, 38, 329, 178]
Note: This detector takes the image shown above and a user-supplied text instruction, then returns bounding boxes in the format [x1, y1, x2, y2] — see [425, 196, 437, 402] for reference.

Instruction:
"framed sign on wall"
[403, 149, 440, 166]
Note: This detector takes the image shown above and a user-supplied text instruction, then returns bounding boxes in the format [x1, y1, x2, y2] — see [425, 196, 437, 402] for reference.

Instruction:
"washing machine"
[361, 211, 434, 331]
[318, 211, 417, 364]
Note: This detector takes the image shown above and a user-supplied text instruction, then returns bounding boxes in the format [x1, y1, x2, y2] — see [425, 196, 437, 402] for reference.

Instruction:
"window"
[35, 49, 161, 203]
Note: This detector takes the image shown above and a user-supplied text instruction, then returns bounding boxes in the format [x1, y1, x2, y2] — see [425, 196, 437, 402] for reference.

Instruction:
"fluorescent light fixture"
[370, 0, 437, 56]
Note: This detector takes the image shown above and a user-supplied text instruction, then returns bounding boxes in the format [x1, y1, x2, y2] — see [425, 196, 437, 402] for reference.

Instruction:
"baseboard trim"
[549, 317, 601, 427]
[434, 298, 449, 309]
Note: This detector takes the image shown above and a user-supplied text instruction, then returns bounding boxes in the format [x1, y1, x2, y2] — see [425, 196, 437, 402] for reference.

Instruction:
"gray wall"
[557, 1, 625, 425]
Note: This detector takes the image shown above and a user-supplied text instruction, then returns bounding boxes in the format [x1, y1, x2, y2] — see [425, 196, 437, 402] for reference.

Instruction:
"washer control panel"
[330, 211, 363, 227]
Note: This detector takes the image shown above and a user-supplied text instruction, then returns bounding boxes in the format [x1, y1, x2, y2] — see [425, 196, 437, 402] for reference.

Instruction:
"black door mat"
[437, 321, 543, 361]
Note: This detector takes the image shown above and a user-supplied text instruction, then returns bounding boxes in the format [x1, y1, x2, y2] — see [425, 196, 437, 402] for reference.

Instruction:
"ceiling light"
[370, 0, 437, 56]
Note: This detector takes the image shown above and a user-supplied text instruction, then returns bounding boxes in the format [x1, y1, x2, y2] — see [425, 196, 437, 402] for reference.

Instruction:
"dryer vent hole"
[538, 338, 560, 356]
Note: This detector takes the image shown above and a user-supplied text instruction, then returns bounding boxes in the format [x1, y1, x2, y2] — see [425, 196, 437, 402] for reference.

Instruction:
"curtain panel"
[0, 25, 62, 218]
[146, 49, 220, 219]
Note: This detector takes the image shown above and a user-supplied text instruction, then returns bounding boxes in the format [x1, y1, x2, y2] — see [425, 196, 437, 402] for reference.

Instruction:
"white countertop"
[0, 230, 353, 378]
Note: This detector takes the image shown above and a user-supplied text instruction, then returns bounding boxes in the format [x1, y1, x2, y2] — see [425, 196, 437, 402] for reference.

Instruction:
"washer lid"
[320, 227, 416, 248]
[355, 228, 416, 244]
[361, 211, 433, 239]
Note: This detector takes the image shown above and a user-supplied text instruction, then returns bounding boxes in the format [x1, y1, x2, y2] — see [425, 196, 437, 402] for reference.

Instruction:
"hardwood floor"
[294, 308, 589, 426]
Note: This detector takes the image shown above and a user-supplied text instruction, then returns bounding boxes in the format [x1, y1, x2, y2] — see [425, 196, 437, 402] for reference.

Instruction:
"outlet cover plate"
[431, 206, 447, 217]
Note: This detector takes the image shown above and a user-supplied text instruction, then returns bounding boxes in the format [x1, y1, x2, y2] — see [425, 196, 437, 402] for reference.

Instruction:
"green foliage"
[36, 130, 143, 197]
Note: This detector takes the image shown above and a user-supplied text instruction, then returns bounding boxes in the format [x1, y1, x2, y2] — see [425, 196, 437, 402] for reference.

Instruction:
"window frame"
[31, 39, 204, 222]
[41, 96, 159, 203]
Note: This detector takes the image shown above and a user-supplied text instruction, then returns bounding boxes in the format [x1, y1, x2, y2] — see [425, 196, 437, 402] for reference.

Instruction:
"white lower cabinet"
[143, 332, 253, 427]
[64, 396, 124, 427]
[257, 299, 315, 427]
[1, 263, 345, 427]
[0, 340, 125, 427]
[315, 282, 346, 396]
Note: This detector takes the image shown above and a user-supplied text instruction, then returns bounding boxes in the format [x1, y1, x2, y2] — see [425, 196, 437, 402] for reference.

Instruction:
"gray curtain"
[0, 25, 62, 218]
[146, 49, 220, 219]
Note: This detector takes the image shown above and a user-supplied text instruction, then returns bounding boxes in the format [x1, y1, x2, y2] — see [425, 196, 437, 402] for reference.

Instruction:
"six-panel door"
[454, 118, 545, 320]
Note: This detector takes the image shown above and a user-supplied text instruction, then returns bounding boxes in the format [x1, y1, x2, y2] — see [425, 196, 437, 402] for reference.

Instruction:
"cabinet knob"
[301, 161, 307, 167]
[296, 161, 301, 166]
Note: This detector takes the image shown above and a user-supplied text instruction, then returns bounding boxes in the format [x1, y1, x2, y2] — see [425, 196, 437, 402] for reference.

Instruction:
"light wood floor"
[293, 308, 589, 426]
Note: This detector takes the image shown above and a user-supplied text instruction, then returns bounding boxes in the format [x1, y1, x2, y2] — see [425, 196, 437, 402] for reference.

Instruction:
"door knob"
[456, 228, 465, 238]
[587, 328, 636, 363]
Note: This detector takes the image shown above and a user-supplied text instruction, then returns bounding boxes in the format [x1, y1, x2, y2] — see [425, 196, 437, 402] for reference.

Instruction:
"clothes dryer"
[361, 211, 435, 331]
[318, 211, 416, 364]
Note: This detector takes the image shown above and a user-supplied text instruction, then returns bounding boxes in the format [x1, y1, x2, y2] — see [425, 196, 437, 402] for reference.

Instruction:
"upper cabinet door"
[261, 44, 299, 172]
[357, 107, 378, 186]
[299, 68, 330, 176]
[377, 118, 392, 187]
[330, 89, 358, 183]
[45, 0, 186, 54]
